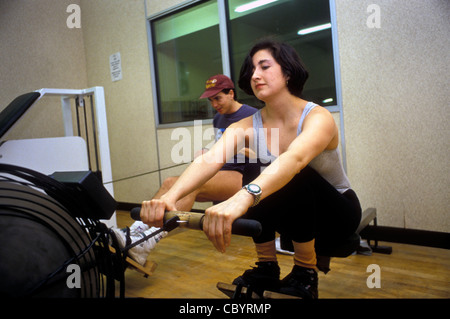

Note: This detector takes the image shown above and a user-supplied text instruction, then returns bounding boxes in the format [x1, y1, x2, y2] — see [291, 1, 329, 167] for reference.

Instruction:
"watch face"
[248, 184, 261, 193]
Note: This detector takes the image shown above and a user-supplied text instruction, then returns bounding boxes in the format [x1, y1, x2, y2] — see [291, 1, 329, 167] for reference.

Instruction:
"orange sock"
[255, 240, 277, 263]
[293, 239, 317, 270]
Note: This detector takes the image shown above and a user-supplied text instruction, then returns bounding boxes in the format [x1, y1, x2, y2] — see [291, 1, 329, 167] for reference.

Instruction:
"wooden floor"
[115, 211, 450, 299]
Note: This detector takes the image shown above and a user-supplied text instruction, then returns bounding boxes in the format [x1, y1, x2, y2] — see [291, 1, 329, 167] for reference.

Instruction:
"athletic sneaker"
[279, 265, 318, 299]
[232, 261, 281, 296]
[129, 221, 150, 234]
[111, 223, 167, 266]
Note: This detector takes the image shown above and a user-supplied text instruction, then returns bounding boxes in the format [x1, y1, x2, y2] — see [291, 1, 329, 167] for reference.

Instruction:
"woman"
[140, 40, 361, 299]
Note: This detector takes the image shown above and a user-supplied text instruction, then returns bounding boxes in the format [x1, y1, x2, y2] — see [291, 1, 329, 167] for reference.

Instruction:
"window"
[228, 0, 336, 108]
[151, 1, 221, 124]
[149, 0, 337, 125]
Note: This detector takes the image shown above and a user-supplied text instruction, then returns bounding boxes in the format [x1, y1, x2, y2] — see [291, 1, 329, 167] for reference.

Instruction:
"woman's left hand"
[203, 189, 254, 253]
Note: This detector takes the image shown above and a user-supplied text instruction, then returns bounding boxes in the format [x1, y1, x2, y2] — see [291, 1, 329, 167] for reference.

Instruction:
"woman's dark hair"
[238, 40, 309, 98]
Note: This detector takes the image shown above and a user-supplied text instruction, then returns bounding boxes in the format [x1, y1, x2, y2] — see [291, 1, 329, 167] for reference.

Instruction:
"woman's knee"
[161, 176, 178, 190]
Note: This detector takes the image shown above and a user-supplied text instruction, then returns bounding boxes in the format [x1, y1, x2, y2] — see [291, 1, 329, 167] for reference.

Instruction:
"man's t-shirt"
[213, 104, 258, 173]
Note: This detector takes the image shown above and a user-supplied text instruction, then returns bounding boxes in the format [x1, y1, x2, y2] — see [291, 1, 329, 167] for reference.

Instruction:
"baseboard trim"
[360, 225, 450, 250]
[117, 202, 139, 212]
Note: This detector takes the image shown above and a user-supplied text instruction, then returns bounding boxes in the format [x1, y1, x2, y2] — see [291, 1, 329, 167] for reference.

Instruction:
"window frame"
[146, 0, 346, 168]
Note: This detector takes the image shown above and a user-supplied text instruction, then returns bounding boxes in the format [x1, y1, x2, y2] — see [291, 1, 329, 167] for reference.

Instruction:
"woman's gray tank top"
[252, 102, 351, 193]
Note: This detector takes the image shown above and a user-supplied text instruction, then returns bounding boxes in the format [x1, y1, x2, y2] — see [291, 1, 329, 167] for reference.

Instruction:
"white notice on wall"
[109, 52, 122, 82]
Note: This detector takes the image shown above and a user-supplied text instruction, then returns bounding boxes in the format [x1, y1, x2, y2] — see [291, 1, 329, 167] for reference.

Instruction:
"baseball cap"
[199, 74, 234, 99]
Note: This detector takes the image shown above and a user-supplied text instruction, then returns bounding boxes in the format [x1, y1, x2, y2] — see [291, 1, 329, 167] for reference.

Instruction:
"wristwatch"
[242, 184, 262, 207]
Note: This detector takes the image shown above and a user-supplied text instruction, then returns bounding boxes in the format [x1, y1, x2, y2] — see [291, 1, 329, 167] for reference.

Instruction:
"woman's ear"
[285, 75, 290, 85]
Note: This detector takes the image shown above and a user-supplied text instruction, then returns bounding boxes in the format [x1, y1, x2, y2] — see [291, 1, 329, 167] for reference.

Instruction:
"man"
[112, 75, 257, 265]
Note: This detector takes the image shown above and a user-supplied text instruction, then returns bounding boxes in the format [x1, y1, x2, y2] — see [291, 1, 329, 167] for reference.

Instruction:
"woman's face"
[250, 49, 288, 101]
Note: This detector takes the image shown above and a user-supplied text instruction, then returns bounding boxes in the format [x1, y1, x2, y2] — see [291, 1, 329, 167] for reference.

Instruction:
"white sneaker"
[111, 225, 167, 266]
[129, 221, 149, 234]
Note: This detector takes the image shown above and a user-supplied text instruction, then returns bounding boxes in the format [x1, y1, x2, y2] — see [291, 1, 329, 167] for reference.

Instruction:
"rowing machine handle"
[130, 207, 261, 238]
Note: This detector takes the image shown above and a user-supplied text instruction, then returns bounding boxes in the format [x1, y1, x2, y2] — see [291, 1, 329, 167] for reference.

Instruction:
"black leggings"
[242, 163, 362, 255]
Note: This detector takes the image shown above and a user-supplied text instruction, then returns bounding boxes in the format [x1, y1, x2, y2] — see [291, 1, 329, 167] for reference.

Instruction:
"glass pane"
[152, 1, 222, 124]
[228, 0, 336, 108]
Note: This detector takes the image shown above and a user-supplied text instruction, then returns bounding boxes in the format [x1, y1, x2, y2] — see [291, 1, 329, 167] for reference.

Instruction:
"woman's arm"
[140, 119, 252, 227]
[203, 107, 337, 252]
